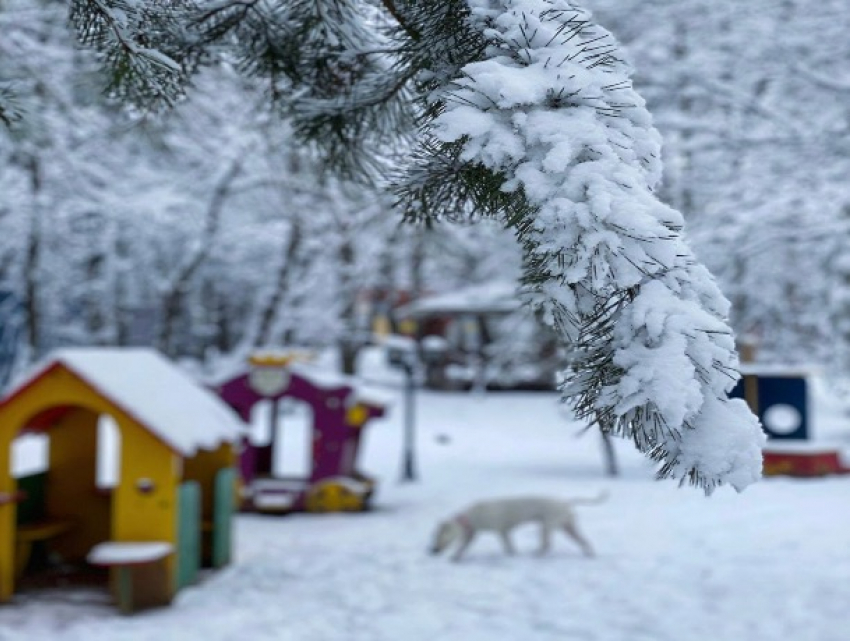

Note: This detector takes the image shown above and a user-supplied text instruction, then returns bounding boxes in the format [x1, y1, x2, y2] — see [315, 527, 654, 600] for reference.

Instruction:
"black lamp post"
[400, 359, 417, 482]
[385, 334, 450, 483]
[386, 336, 420, 483]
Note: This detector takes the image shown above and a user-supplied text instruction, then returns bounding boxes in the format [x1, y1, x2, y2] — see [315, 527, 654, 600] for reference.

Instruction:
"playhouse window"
[248, 400, 274, 446]
[12, 433, 48, 477]
[248, 397, 313, 478]
[96, 415, 121, 489]
[276, 398, 312, 478]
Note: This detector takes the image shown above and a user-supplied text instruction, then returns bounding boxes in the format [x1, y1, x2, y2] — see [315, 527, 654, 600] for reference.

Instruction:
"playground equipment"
[395, 281, 561, 391]
[0, 348, 243, 613]
[731, 364, 850, 477]
[730, 364, 811, 441]
[216, 353, 387, 514]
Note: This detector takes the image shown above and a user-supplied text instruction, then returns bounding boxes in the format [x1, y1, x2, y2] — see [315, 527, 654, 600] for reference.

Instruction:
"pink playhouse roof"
[4, 348, 244, 456]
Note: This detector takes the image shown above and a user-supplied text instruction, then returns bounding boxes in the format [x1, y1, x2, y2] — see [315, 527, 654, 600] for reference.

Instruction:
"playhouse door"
[176, 481, 201, 590]
[212, 468, 236, 568]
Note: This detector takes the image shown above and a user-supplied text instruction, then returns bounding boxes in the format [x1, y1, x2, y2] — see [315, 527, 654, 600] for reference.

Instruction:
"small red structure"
[763, 446, 850, 478]
[215, 354, 387, 513]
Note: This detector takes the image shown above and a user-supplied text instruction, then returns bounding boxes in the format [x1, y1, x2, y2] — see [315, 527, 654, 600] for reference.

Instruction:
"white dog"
[429, 491, 607, 561]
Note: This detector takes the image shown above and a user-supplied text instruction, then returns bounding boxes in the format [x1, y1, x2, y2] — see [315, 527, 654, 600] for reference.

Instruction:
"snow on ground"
[2, 353, 850, 641]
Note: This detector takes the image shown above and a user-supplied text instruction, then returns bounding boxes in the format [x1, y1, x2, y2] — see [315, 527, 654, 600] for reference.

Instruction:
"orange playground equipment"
[0, 348, 243, 613]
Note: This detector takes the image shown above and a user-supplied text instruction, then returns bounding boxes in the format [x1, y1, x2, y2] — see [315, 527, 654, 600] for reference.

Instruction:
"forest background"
[2, 0, 849, 376]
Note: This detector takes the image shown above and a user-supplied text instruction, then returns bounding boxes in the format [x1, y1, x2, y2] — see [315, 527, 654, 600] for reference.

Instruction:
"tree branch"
[380, 0, 421, 42]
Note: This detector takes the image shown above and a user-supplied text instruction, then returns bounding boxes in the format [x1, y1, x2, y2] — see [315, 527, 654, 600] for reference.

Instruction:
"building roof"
[4, 348, 244, 456]
[396, 280, 521, 318]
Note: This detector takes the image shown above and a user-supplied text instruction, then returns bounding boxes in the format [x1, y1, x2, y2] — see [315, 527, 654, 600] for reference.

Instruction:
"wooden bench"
[87, 542, 173, 614]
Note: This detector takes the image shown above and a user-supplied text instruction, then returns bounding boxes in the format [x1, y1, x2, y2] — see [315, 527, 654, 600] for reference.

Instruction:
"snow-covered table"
[87, 542, 174, 614]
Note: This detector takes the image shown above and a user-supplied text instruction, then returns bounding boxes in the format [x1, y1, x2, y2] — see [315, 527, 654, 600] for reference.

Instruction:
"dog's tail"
[568, 489, 609, 507]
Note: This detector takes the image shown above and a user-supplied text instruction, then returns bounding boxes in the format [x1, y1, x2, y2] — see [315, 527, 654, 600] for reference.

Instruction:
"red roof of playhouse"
[1, 348, 244, 455]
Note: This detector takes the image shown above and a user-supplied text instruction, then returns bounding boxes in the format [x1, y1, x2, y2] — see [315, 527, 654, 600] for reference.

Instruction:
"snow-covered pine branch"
[52, 0, 768, 492]
[69, 0, 189, 111]
[428, 0, 764, 493]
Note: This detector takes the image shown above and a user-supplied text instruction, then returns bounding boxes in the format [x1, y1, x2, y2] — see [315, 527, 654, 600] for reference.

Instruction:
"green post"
[175, 481, 201, 590]
[116, 566, 133, 614]
[212, 468, 236, 568]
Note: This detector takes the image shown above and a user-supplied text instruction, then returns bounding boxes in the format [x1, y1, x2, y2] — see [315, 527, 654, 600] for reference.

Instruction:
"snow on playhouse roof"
[397, 280, 521, 318]
[6, 348, 244, 456]
[288, 362, 393, 408]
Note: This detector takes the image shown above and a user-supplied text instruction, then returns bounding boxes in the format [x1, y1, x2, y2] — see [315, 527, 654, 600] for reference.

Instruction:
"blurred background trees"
[2, 0, 849, 376]
[586, 0, 850, 366]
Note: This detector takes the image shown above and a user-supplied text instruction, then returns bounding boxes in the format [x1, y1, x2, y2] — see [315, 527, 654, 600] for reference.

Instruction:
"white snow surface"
[6, 348, 243, 456]
[2, 349, 849, 640]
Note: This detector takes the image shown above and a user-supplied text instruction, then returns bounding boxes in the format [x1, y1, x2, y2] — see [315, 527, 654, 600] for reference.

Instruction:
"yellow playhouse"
[0, 348, 244, 613]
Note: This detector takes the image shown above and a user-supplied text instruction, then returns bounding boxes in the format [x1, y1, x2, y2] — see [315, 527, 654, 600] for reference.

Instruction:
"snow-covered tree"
[1, 2, 344, 361]
[53, 0, 766, 492]
[0, 0, 131, 356]
[586, 0, 850, 368]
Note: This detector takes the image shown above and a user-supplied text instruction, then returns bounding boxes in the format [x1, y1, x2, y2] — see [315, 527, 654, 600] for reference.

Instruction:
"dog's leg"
[498, 530, 517, 556]
[537, 523, 552, 555]
[451, 530, 476, 562]
[563, 522, 594, 557]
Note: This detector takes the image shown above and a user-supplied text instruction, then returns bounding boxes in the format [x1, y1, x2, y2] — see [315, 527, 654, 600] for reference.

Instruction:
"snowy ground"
[2, 357, 850, 640]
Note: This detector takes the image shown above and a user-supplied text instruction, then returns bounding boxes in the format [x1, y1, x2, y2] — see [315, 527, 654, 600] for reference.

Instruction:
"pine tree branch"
[70, 0, 190, 110]
[61, 0, 766, 493]
[412, 1, 765, 493]
[380, 0, 421, 42]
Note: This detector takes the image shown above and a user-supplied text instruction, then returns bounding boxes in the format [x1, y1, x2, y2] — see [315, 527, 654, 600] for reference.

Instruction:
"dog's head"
[429, 520, 461, 555]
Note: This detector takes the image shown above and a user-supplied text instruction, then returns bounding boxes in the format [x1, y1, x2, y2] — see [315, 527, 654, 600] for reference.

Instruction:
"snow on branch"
[430, 0, 764, 492]
[69, 0, 188, 110]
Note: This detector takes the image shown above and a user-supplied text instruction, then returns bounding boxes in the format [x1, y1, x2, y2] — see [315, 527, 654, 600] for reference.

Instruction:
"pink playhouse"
[215, 354, 387, 513]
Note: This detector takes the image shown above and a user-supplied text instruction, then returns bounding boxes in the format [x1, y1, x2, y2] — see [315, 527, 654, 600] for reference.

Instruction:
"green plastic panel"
[212, 468, 235, 568]
[176, 481, 201, 590]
